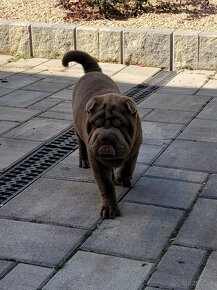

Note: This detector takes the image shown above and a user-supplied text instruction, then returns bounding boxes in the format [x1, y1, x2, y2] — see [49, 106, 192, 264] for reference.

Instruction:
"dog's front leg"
[89, 157, 120, 219]
[116, 151, 139, 187]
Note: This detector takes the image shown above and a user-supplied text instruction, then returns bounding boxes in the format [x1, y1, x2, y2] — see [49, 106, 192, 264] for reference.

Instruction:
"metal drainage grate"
[125, 69, 177, 103]
[0, 69, 177, 206]
[0, 127, 78, 206]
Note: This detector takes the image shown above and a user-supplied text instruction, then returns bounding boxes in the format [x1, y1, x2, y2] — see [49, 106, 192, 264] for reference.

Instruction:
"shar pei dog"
[62, 50, 142, 219]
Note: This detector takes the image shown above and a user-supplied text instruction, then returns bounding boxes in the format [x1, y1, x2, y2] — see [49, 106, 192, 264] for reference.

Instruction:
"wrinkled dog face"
[85, 94, 137, 160]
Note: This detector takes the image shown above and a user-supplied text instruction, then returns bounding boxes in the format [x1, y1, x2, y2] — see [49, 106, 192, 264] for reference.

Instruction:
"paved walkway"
[0, 54, 217, 290]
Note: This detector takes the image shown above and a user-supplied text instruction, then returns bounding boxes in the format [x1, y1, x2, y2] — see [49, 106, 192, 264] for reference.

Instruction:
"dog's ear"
[86, 98, 97, 112]
[125, 99, 137, 114]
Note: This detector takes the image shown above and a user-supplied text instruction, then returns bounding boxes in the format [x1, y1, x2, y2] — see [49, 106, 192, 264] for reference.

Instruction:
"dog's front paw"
[116, 176, 132, 188]
[100, 202, 120, 219]
[79, 158, 90, 168]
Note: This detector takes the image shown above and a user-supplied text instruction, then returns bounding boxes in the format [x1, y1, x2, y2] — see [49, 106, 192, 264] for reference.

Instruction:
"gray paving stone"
[196, 79, 217, 97]
[0, 260, 16, 279]
[145, 167, 208, 184]
[124, 176, 201, 209]
[197, 98, 217, 120]
[157, 71, 209, 94]
[148, 245, 206, 289]
[141, 121, 184, 145]
[0, 137, 40, 171]
[0, 177, 101, 229]
[145, 287, 168, 290]
[0, 89, 50, 107]
[137, 144, 164, 164]
[176, 199, 217, 249]
[49, 89, 72, 100]
[200, 174, 217, 198]
[49, 100, 72, 114]
[0, 121, 19, 134]
[0, 74, 41, 90]
[195, 252, 217, 290]
[0, 263, 53, 290]
[144, 109, 195, 124]
[178, 119, 217, 143]
[139, 92, 211, 111]
[82, 202, 184, 261]
[0, 218, 86, 266]
[0, 106, 39, 122]
[22, 79, 68, 93]
[40, 111, 72, 120]
[122, 65, 160, 77]
[4, 118, 71, 141]
[99, 62, 126, 76]
[28, 97, 63, 111]
[138, 108, 153, 120]
[155, 140, 217, 173]
[44, 251, 153, 290]
[112, 72, 148, 87]
[0, 88, 14, 97]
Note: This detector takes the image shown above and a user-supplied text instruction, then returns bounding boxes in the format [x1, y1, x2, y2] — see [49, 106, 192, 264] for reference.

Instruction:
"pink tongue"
[98, 145, 116, 156]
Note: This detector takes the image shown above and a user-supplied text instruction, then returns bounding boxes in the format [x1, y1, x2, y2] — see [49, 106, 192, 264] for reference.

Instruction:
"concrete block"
[155, 140, 217, 173]
[149, 245, 206, 289]
[176, 199, 217, 249]
[76, 26, 99, 58]
[0, 264, 53, 290]
[31, 23, 54, 58]
[9, 22, 32, 57]
[0, 218, 86, 266]
[99, 27, 122, 63]
[198, 32, 217, 70]
[82, 202, 184, 261]
[195, 252, 217, 290]
[52, 24, 75, 58]
[123, 28, 173, 68]
[0, 20, 10, 53]
[174, 30, 199, 70]
[44, 251, 153, 290]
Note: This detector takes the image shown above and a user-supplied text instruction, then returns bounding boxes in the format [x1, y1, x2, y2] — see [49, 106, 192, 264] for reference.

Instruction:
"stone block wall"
[0, 18, 216, 70]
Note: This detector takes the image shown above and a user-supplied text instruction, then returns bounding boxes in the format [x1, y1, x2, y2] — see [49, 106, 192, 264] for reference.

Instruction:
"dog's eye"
[95, 118, 104, 127]
[112, 118, 121, 127]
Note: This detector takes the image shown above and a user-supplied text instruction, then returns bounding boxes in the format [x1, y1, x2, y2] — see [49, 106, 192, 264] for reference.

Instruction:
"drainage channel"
[0, 69, 177, 206]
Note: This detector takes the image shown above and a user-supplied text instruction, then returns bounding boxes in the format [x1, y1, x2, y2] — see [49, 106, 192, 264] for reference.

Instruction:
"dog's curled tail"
[62, 50, 102, 73]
